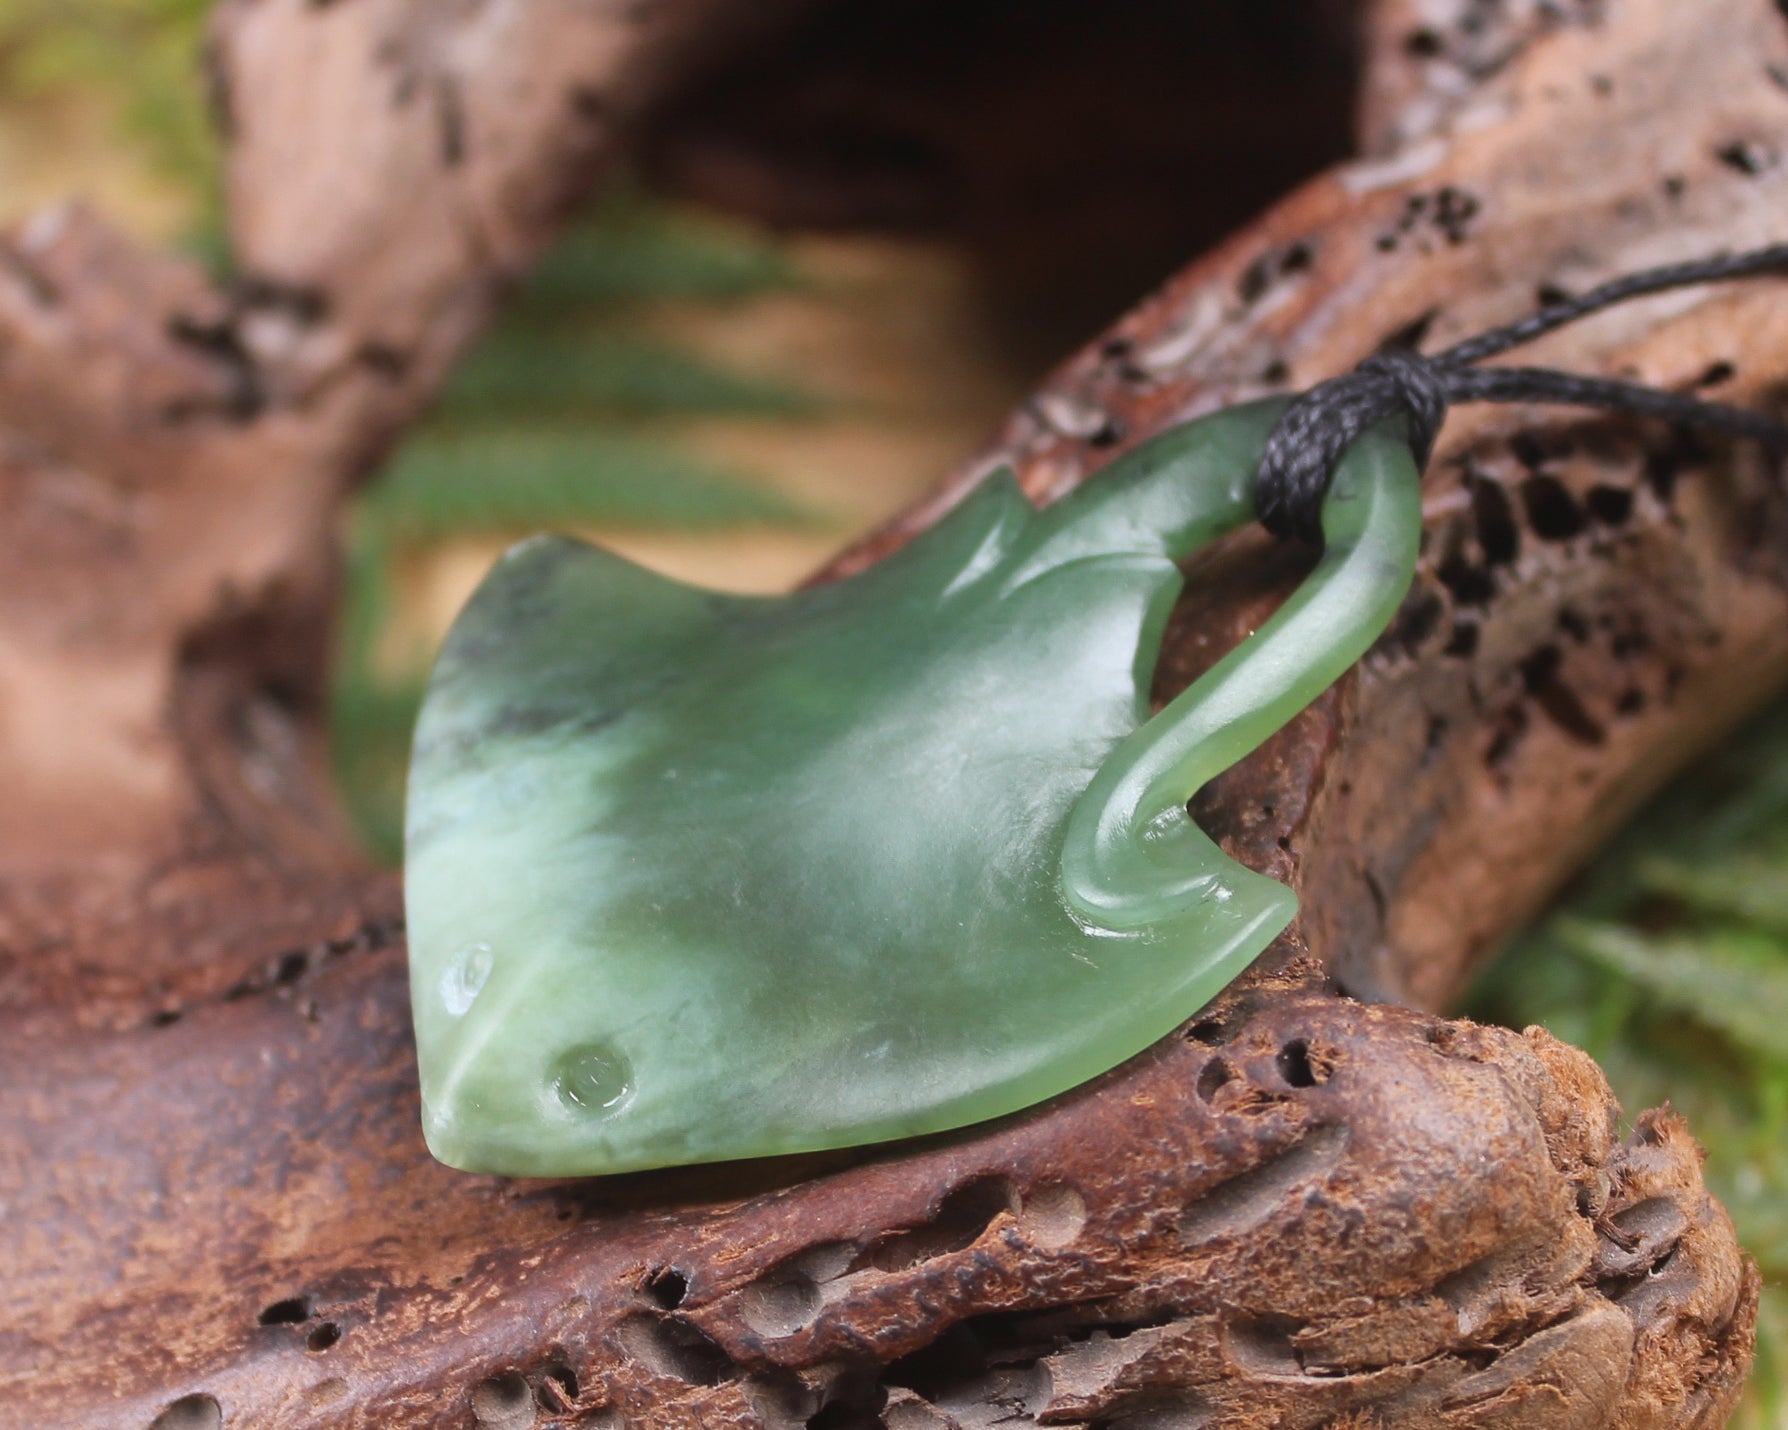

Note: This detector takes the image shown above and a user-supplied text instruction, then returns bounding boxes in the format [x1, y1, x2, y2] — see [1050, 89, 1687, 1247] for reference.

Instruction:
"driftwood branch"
[1, 0, 1780, 1426]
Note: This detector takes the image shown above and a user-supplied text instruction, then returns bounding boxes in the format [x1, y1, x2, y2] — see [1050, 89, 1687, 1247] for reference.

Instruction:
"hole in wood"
[1016, 1182, 1087, 1248]
[1196, 1057, 1234, 1103]
[257, 1296, 310, 1326]
[617, 1313, 739, 1386]
[148, 1395, 222, 1430]
[1177, 1125, 1347, 1247]
[644, 1266, 688, 1309]
[738, 1272, 824, 1338]
[470, 1370, 537, 1430]
[856, 1178, 1016, 1273]
[1275, 1040, 1321, 1088]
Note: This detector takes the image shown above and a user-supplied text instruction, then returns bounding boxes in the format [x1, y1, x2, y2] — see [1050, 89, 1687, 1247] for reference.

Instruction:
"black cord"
[1254, 244, 1788, 542]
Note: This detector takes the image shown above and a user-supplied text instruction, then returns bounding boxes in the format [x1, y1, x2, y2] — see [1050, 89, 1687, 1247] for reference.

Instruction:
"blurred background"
[0, 3, 1779, 1422]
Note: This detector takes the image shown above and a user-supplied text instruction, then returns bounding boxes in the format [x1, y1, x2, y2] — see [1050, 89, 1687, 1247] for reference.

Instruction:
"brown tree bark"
[1, 1, 1781, 1427]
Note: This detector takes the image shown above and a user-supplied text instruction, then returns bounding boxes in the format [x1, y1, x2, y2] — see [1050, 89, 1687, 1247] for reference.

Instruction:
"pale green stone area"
[404, 400, 1422, 1176]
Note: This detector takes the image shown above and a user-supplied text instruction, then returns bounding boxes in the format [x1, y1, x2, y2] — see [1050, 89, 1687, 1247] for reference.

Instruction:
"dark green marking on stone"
[405, 400, 1421, 1175]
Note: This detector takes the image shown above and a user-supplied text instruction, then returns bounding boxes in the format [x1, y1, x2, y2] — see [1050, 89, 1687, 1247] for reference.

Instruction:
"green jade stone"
[405, 401, 1422, 1175]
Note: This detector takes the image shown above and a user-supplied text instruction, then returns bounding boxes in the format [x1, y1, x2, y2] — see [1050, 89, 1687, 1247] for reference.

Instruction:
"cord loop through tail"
[1255, 243, 1788, 543]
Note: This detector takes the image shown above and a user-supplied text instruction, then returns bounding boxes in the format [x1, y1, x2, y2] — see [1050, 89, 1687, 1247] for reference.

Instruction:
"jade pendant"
[404, 400, 1421, 1175]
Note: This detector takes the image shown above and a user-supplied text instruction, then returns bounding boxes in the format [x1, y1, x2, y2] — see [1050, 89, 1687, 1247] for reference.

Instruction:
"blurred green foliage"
[521, 199, 801, 307]
[445, 332, 822, 424]
[332, 196, 824, 862]
[0, 0, 220, 221]
[367, 427, 811, 545]
[1470, 703, 1788, 1429]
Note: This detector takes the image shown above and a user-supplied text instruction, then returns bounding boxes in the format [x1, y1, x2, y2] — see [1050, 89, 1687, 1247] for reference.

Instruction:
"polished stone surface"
[405, 401, 1420, 1175]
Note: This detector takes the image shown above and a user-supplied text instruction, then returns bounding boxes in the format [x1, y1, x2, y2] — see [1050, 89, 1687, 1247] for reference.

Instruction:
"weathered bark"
[0, 0, 818, 1022]
[0, 0, 1780, 1427]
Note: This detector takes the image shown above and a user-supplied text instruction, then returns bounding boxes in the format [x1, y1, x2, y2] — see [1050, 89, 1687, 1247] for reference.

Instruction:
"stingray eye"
[550, 1040, 634, 1118]
[440, 944, 494, 1016]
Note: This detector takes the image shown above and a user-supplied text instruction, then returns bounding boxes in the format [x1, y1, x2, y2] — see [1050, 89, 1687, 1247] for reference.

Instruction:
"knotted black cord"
[1254, 242, 1788, 542]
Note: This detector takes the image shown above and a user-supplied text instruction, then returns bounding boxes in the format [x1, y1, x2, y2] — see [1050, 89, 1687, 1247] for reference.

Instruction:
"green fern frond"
[1635, 853, 1788, 932]
[330, 675, 424, 867]
[328, 521, 421, 864]
[330, 185, 829, 865]
[445, 330, 824, 420]
[363, 427, 814, 543]
[520, 195, 797, 309]
[1561, 920, 1788, 1066]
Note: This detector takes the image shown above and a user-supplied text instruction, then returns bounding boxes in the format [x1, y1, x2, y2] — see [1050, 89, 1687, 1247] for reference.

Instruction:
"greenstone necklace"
[404, 246, 1788, 1177]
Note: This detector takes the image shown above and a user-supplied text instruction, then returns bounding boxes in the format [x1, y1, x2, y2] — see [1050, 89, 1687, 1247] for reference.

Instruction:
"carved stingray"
[404, 401, 1421, 1175]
